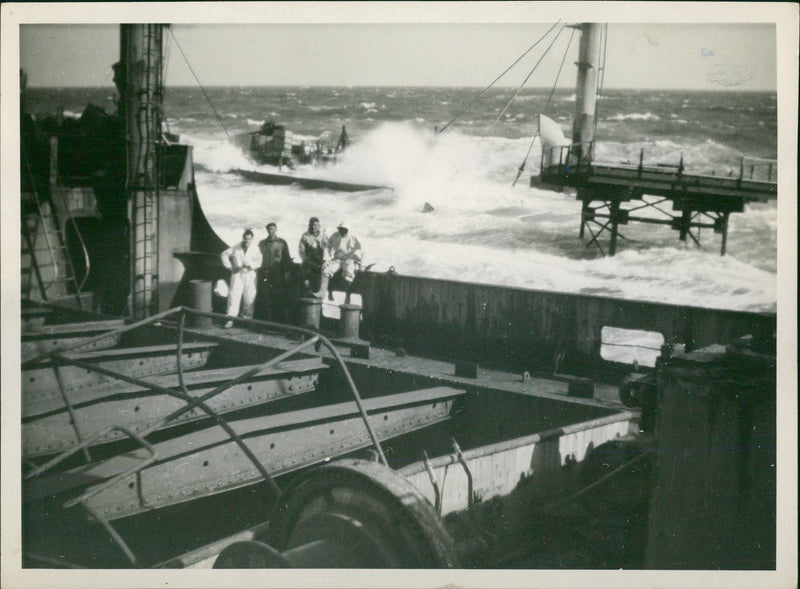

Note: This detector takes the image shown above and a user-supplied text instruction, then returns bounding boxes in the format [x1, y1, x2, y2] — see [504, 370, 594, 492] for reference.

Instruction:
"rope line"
[511, 26, 575, 187]
[167, 27, 229, 136]
[438, 20, 561, 134]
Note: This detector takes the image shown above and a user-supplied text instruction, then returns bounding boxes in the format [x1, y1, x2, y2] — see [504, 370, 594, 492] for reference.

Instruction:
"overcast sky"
[20, 22, 776, 91]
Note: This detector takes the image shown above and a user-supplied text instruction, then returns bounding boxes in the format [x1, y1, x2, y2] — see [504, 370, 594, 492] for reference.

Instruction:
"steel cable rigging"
[437, 20, 561, 134]
[487, 23, 566, 134]
[167, 27, 230, 136]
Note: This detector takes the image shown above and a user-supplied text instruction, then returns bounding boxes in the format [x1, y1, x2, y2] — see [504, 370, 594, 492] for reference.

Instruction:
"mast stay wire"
[488, 23, 565, 133]
[512, 26, 576, 187]
[167, 27, 230, 136]
[437, 20, 561, 134]
[160, 24, 174, 136]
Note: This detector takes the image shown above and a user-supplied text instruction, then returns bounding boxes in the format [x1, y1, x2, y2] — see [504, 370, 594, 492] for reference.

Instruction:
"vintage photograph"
[2, 2, 796, 588]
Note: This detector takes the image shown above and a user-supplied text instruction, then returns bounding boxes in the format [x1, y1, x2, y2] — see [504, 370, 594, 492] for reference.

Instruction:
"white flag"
[538, 114, 570, 167]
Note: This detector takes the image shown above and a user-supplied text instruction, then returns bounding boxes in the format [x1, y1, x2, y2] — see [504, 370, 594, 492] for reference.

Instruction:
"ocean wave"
[668, 114, 689, 124]
[151, 86, 776, 313]
[606, 112, 661, 122]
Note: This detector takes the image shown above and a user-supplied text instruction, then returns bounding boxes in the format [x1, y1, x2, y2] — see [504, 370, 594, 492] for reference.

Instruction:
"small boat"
[235, 168, 391, 193]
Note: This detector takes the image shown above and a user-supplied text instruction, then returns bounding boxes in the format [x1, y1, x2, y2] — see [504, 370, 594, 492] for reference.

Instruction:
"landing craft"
[231, 121, 390, 192]
[18, 23, 776, 570]
[231, 121, 347, 168]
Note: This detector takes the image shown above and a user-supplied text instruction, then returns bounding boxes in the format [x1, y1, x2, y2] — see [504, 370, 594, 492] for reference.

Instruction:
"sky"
[19, 22, 777, 91]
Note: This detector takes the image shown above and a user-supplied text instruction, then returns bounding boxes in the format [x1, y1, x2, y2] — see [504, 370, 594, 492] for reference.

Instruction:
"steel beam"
[22, 320, 125, 359]
[22, 342, 216, 398]
[25, 387, 465, 519]
[23, 360, 324, 457]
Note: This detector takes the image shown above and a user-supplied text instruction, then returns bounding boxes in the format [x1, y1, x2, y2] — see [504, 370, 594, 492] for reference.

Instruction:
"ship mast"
[570, 23, 602, 162]
[120, 24, 165, 319]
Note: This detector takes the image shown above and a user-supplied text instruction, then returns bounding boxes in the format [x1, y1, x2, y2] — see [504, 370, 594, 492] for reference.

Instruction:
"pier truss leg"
[577, 190, 737, 256]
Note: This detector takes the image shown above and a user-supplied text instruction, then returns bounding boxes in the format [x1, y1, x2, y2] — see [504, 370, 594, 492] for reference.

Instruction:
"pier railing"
[741, 157, 777, 182]
[540, 140, 596, 178]
[541, 141, 778, 190]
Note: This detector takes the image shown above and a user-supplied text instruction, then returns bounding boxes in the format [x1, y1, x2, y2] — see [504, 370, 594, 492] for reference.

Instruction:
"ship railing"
[22, 306, 386, 567]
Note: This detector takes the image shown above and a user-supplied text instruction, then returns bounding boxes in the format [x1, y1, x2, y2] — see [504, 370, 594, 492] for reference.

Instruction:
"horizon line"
[23, 84, 778, 93]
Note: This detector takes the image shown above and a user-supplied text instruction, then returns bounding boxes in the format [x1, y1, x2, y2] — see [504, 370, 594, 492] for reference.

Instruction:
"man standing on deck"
[298, 216, 325, 294]
[220, 229, 262, 328]
[313, 220, 364, 304]
[257, 222, 292, 322]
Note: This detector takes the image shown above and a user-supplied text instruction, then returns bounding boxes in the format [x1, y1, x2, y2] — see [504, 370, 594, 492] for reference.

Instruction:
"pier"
[536, 144, 777, 255]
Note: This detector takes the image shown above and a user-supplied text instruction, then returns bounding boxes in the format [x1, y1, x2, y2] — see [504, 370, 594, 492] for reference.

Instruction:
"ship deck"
[208, 323, 624, 407]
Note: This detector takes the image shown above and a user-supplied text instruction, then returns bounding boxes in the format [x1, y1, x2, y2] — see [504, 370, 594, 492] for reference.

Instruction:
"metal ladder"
[24, 188, 84, 309]
[128, 24, 163, 319]
[21, 213, 49, 302]
[20, 137, 88, 309]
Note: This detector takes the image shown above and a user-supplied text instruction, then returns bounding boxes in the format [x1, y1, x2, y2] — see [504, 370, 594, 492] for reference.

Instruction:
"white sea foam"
[185, 117, 776, 313]
[606, 112, 661, 121]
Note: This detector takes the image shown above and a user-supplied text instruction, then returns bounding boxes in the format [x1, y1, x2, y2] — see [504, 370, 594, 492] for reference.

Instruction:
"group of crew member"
[220, 218, 364, 328]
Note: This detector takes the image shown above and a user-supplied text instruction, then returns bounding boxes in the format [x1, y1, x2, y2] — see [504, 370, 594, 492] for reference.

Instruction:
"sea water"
[23, 86, 778, 312]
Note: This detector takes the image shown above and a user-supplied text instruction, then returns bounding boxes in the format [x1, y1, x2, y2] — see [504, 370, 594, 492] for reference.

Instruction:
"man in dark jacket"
[257, 222, 292, 321]
[298, 216, 325, 293]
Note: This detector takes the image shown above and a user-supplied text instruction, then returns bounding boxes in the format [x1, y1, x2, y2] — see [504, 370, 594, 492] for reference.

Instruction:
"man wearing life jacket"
[298, 216, 325, 294]
[313, 220, 363, 304]
[257, 222, 292, 321]
[220, 229, 262, 328]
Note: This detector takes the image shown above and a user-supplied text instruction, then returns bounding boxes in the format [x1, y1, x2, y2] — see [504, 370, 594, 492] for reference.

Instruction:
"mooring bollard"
[336, 304, 370, 359]
[339, 303, 362, 340]
[299, 297, 322, 331]
[187, 280, 213, 328]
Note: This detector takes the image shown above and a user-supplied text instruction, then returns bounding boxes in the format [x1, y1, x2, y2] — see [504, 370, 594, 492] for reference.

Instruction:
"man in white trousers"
[220, 229, 262, 328]
[313, 220, 363, 304]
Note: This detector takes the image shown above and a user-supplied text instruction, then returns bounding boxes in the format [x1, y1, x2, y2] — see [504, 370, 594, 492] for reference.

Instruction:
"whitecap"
[606, 112, 661, 122]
